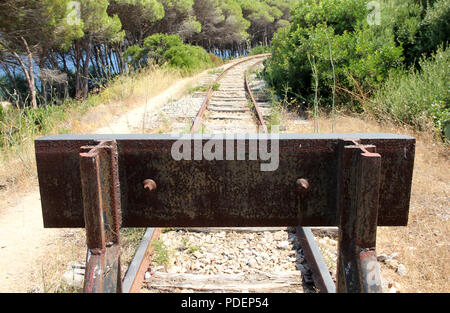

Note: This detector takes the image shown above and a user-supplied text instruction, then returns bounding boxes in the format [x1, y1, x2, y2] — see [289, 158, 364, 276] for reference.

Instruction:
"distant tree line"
[0, 0, 295, 107]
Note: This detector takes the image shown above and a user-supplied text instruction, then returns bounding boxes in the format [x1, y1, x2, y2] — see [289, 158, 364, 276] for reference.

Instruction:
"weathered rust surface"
[35, 133, 415, 228]
[80, 140, 122, 293]
[336, 142, 382, 293]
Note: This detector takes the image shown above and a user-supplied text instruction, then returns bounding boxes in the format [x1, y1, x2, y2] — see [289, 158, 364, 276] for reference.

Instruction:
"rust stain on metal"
[80, 140, 122, 293]
[143, 179, 157, 192]
[35, 134, 415, 228]
[336, 141, 383, 293]
[295, 178, 310, 195]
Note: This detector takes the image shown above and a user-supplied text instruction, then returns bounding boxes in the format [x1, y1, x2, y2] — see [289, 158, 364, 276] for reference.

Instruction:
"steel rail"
[244, 59, 268, 132]
[122, 227, 162, 293]
[296, 227, 336, 293]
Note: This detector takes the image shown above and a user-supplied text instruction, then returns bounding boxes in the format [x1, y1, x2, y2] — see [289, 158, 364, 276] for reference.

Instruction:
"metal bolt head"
[143, 179, 157, 192]
[296, 178, 309, 195]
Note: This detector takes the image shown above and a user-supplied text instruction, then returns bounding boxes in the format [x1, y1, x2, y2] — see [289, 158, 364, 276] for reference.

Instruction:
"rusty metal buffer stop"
[35, 133, 415, 293]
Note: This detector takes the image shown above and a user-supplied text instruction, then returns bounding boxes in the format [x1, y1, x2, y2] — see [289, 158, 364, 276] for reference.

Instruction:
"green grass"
[188, 85, 210, 93]
[151, 239, 170, 266]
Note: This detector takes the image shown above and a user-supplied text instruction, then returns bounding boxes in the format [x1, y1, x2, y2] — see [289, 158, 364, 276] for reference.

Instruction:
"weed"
[212, 83, 220, 91]
[151, 239, 170, 267]
[188, 85, 210, 93]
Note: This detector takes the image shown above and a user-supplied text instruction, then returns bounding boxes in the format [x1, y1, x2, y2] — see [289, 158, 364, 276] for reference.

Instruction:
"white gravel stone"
[62, 268, 84, 289]
[388, 252, 399, 260]
[377, 254, 388, 262]
[397, 264, 407, 276]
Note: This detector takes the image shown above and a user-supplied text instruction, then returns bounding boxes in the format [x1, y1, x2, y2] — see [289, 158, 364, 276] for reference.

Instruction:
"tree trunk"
[81, 37, 92, 100]
[22, 38, 38, 108]
[1, 63, 24, 108]
[74, 39, 84, 100]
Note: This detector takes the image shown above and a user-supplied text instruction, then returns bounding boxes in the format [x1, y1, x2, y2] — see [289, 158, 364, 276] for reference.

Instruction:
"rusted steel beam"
[80, 140, 122, 293]
[296, 227, 336, 293]
[35, 133, 415, 228]
[122, 227, 162, 293]
[336, 141, 382, 293]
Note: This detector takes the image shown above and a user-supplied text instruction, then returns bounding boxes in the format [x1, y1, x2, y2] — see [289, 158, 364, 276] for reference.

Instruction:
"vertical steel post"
[80, 140, 122, 293]
[336, 141, 382, 293]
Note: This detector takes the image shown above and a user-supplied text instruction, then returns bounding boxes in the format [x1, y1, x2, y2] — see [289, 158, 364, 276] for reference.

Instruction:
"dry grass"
[283, 109, 450, 292]
[70, 67, 182, 134]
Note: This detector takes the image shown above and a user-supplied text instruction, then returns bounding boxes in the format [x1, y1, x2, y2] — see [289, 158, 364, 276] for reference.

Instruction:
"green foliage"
[79, 0, 124, 43]
[125, 33, 183, 69]
[369, 46, 449, 137]
[164, 44, 213, 73]
[108, 0, 165, 43]
[125, 33, 213, 73]
[414, 0, 450, 62]
[249, 45, 271, 55]
[267, 22, 403, 109]
[144, 33, 184, 64]
[151, 239, 170, 266]
[290, 0, 368, 35]
[265, 0, 449, 137]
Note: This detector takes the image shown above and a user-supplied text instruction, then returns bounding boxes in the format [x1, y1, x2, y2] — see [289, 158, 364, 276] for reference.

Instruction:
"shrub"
[413, 0, 450, 63]
[124, 34, 184, 70]
[265, 18, 403, 110]
[124, 33, 213, 74]
[143, 33, 184, 65]
[164, 45, 213, 74]
[368, 46, 449, 137]
[249, 45, 271, 55]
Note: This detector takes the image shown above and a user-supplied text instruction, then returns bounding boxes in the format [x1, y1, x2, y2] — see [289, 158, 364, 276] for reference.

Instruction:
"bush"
[414, 0, 450, 63]
[124, 33, 213, 74]
[125, 34, 184, 70]
[143, 34, 184, 65]
[249, 45, 271, 55]
[164, 45, 213, 74]
[368, 46, 449, 137]
[265, 11, 403, 109]
[265, 0, 450, 112]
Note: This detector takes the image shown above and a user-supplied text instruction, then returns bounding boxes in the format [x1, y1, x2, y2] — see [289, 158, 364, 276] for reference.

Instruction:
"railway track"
[122, 54, 335, 293]
[191, 55, 268, 134]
